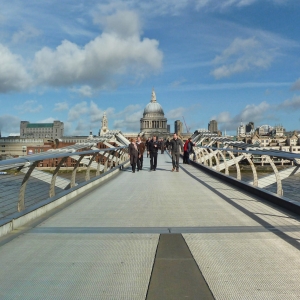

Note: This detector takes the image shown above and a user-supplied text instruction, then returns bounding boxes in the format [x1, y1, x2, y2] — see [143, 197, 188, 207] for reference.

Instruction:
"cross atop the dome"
[151, 88, 157, 103]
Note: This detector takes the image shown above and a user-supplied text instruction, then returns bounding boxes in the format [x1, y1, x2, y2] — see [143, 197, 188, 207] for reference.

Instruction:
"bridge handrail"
[197, 146, 300, 161]
[0, 146, 127, 171]
[0, 145, 129, 218]
[192, 145, 300, 198]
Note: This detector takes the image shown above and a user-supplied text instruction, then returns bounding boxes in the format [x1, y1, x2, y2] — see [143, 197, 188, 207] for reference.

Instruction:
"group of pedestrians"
[128, 136, 145, 173]
[129, 133, 194, 173]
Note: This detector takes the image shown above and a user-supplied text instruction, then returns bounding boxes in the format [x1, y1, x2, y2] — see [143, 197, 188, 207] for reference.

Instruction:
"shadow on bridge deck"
[0, 152, 300, 299]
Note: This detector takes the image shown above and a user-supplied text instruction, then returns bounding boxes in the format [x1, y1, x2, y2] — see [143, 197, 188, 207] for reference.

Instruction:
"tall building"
[99, 112, 109, 136]
[272, 125, 285, 137]
[246, 122, 254, 133]
[20, 121, 64, 139]
[140, 89, 168, 138]
[174, 120, 183, 135]
[208, 120, 218, 133]
[237, 122, 246, 136]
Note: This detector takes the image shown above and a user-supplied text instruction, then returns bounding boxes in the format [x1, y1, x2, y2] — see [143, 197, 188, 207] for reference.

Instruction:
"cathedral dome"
[143, 89, 164, 116]
[144, 102, 164, 115]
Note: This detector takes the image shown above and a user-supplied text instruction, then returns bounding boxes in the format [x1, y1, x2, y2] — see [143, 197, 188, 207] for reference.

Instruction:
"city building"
[175, 120, 183, 135]
[0, 137, 46, 158]
[20, 121, 64, 139]
[237, 122, 246, 136]
[271, 125, 285, 137]
[257, 124, 273, 136]
[139, 89, 169, 138]
[245, 122, 254, 134]
[208, 120, 218, 133]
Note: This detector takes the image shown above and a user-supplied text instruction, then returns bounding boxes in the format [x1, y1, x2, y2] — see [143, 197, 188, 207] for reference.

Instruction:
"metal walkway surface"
[0, 152, 300, 299]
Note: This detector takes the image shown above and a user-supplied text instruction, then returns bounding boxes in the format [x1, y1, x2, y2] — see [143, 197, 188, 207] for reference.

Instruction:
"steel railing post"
[85, 153, 98, 181]
[71, 155, 84, 188]
[263, 155, 283, 196]
[18, 161, 39, 212]
[50, 156, 68, 198]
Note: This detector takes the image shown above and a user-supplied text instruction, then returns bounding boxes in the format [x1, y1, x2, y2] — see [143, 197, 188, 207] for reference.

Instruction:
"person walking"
[187, 137, 195, 164]
[145, 137, 151, 158]
[136, 136, 145, 170]
[165, 138, 170, 150]
[183, 139, 189, 164]
[169, 133, 183, 172]
[128, 138, 138, 173]
[148, 136, 159, 171]
[161, 139, 165, 154]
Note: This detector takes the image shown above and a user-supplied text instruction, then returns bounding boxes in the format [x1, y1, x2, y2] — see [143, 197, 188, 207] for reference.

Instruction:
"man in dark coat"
[128, 138, 138, 173]
[169, 133, 184, 172]
[136, 136, 145, 170]
[145, 137, 151, 158]
[148, 136, 159, 171]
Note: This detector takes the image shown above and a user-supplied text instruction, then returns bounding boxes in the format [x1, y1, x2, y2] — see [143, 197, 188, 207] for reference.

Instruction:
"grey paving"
[0, 152, 300, 299]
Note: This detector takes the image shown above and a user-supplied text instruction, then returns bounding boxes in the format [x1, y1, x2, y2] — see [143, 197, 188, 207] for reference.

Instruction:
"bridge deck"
[0, 152, 300, 299]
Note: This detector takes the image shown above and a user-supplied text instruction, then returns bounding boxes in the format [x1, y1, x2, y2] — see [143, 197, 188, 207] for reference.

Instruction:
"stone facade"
[140, 89, 169, 138]
[99, 113, 109, 136]
[20, 121, 64, 139]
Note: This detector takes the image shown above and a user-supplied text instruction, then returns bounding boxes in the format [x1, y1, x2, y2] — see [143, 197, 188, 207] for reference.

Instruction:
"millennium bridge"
[0, 130, 300, 299]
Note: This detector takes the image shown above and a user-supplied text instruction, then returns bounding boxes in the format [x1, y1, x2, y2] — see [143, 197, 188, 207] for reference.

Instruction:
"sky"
[1, 0, 300, 137]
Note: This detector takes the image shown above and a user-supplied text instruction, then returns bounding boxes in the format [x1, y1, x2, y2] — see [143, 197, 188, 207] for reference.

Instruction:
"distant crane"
[182, 116, 190, 133]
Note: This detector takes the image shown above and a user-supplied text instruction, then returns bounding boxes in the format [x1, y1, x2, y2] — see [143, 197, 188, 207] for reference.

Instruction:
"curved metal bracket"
[50, 156, 68, 198]
[203, 149, 211, 166]
[209, 149, 220, 171]
[263, 155, 283, 196]
[96, 152, 106, 176]
[244, 154, 258, 187]
[18, 161, 39, 212]
[218, 150, 229, 175]
[85, 153, 98, 181]
[71, 155, 84, 188]
[228, 151, 241, 180]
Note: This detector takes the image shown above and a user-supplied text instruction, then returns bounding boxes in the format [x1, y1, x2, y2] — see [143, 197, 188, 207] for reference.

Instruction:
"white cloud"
[95, 10, 142, 38]
[291, 78, 300, 91]
[95, 0, 287, 16]
[54, 102, 69, 112]
[166, 107, 187, 120]
[212, 101, 271, 130]
[14, 100, 43, 113]
[113, 104, 143, 131]
[170, 78, 187, 88]
[278, 95, 300, 110]
[113, 115, 140, 132]
[33, 10, 163, 89]
[195, 0, 287, 11]
[71, 85, 94, 97]
[12, 24, 41, 44]
[211, 37, 273, 79]
[90, 101, 115, 126]
[37, 117, 56, 123]
[0, 114, 20, 135]
[67, 101, 89, 122]
[0, 44, 31, 93]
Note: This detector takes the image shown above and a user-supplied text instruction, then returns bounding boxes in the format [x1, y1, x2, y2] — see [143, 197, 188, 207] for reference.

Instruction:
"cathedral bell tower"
[99, 112, 109, 136]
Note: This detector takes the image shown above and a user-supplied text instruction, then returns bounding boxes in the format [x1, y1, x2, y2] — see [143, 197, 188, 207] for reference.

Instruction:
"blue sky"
[1, 0, 300, 136]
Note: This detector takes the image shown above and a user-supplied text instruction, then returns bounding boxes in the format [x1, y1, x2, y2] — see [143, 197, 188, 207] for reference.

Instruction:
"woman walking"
[129, 138, 138, 173]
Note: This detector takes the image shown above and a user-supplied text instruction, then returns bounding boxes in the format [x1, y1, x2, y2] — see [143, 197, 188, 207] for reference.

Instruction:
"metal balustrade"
[0, 143, 129, 219]
[191, 145, 300, 200]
